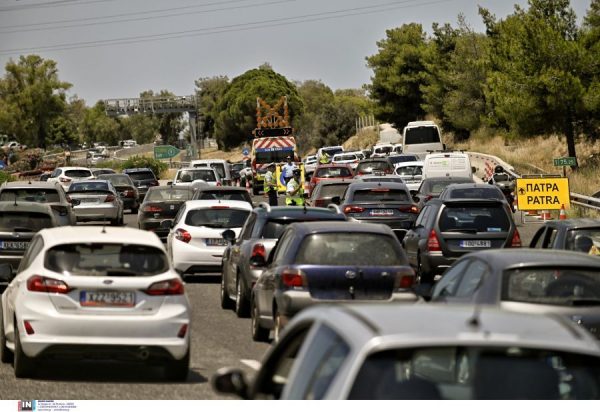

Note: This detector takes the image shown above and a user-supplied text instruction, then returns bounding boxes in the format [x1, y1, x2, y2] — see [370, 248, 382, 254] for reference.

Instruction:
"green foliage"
[82, 101, 121, 145]
[121, 155, 168, 179]
[0, 171, 15, 184]
[93, 159, 123, 171]
[47, 116, 77, 147]
[213, 66, 304, 150]
[140, 90, 185, 145]
[196, 76, 229, 141]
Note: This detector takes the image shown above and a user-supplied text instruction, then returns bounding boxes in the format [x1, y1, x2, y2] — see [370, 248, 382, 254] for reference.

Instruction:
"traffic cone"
[540, 210, 552, 220]
[559, 204, 567, 220]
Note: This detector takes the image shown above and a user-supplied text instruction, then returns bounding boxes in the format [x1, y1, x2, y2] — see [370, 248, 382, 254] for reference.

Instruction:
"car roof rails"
[327, 204, 343, 214]
[257, 202, 271, 213]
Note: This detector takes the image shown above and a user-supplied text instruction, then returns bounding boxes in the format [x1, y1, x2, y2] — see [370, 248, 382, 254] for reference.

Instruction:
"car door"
[529, 227, 547, 248]
[430, 259, 470, 302]
[225, 213, 256, 295]
[167, 205, 186, 258]
[449, 259, 491, 303]
[403, 205, 432, 265]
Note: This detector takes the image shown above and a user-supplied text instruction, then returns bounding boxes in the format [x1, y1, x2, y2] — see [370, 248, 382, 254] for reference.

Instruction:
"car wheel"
[273, 308, 283, 343]
[14, 319, 35, 378]
[131, 206, 139, 214]
[417, 255, 434, 285]
[164, 349, 189, 382]
[235, 275, 250, 318]
[220, 273, 234, 310]
[0, 306, 13, 364]
[251, 297, 269, 343]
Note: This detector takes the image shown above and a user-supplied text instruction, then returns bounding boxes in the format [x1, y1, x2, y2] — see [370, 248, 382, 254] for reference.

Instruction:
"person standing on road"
[286, 169, 304, 206]
[319, 152, 330, 164]
[281, 156, 297, 184]
[264, 162, 278, 206]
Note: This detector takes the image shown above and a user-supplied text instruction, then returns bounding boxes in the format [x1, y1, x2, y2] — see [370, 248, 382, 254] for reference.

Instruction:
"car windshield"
[396, 165, 423, 177]
[45, 243, 168, 276]
[185, 208, 249, 228]
[127, 171, 156, 181]
[565, 229, 600, 254]
[68, 182, 111, 192]
[503, 267, 600, 306]
[316, 183, 350, 199]
[101, 175, 133, 186]
[0, 189, 60, 203]
[146, 188, 193, 201]
[374, 146, 392, 154]
[389, 155, 417, 163]
[195, 190, 250, 202]
[348, 346, 600, 400]
[322, 147, 343, 157]
[439, 204, 510, 232]
[405, 126, 441, 145]
[315, 167, 352, 178]
[177, 169, 216, 182]
[295, 233, 403, 265]
[446, 188, 504, 200]
[65, 169, 92, 178]
[351, 188, 409, 202]
[92, 169, 114, 177]
[0, 211, 53, 232]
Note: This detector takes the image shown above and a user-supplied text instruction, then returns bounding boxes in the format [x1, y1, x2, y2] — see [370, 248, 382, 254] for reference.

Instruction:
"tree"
[82, 101, 121, 145]
[0, 55, 71, 148]
[294, 80, 335, 151]
[580, 0, 600, 137]
[47, 116, 77, 147]
[213, 66, 303, 150]
[366, 24, 429, 129]
[140, 90, 185, 145]
[195, 76, 229, 141]
[118, 114, 160, 144]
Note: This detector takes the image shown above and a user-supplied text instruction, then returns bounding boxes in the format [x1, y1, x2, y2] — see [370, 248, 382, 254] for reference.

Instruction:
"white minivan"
[402, 121, 444, 157]
[422, 152, 474, 180]
[190, 159, 231, 185]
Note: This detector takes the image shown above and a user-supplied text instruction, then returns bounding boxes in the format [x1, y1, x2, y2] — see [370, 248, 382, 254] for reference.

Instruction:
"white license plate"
[370, 209, 394, 217]
[138, 185, 148, 189]
[80, 291, 135, 307]
[0, 241, 28, 250]
[206, 238, 228, 246]
[460, 240, 491, 248]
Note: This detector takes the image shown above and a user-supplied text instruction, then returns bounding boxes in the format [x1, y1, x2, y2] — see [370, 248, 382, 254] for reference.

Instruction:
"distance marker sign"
[516, 177, 570, 210]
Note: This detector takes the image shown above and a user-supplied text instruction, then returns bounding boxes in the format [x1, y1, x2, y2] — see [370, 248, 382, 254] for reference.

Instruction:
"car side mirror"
[0, 263, 14, 283]
[221, 229, 236, 244]
[211, 367, 249, 399]
[331, 196, 341, 205]
[160, 220, 173, 229]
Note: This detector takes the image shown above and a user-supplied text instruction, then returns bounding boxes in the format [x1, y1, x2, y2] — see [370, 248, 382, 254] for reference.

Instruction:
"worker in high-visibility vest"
[319, 152, 330, 164]
[285, 169, 304, 206]
[264, 163, 278, 206]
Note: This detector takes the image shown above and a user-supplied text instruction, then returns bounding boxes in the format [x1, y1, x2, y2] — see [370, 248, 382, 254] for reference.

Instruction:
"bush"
[0, 171, 15, 184]
[94, 159, 124, 171]
[121, 155, 168, 179]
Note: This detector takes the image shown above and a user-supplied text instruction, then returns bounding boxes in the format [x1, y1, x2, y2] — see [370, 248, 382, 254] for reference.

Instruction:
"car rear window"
[45, 243, 168, 276]
[333, 154, 357, 162]
[68, 182, 111, 192]
[146, 188, 193, 201]
[317, 183, 350, 199]
[196, 190, 251, 203]
[427, 180, 468, 195]
[102, 175, 132, 186]
[396, 165, 423, 177]
[439, 204, 510, 232]
[65, 169, 92, 178]
[178, 169, 216, 182]
[404, 127, 441, 145]
[0, 189, 60, 203]
[351, 188, 410, 202]
[503, 267, 600, 307]
[127, 171, 156, 181]
[185, 208, 249, 228]
[92, 169, 115, 177]
[357, 161, 390, 173]
[565, 229, 600, 254]
[446, 188, 504, 200]
[316, 167, 352, 178]
[0, 211, 53, 231]
[389, 155, 418, 164]
[295, 233, 403, 265]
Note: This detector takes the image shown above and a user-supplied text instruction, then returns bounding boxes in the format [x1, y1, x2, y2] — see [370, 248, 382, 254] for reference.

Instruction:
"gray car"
[67, 180, 124, 225]
[213, 304, 600, 399]
[0, 181, 76, 226]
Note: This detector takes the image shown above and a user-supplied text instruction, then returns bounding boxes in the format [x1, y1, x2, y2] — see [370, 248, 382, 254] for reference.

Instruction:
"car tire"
[220, 273, 234, 310]
[417, 255, 434, 285]
[251, 297, 269, 343]
[235, 275, 250, 318]
[164, 349, 189, 382]
[0, 306, 13, 364]
[14, 319, 35, 379]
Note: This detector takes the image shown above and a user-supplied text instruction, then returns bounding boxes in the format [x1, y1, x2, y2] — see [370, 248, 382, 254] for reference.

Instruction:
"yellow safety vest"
[286, 179, 304, 206]
[264, 171, 276, 192]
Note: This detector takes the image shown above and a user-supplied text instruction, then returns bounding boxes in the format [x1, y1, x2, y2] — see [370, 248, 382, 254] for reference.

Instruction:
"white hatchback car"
[47, 167, 95, 190]
[0, 226, 191, 380]
[167, 200, 252, 276]
[172, 167, 220, 187]
[394, 161, 424, 192]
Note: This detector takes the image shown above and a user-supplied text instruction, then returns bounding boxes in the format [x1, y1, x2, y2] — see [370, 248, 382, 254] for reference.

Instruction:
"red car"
[308, 164, 354, 196]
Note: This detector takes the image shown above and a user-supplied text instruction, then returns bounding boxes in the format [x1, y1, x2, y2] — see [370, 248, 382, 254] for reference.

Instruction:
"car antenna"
[467, 304, 482, 329]
[101, 218, 107, 234]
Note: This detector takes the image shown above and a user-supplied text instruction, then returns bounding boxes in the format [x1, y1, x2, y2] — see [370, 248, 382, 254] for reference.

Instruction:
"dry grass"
[343, 128, 379, 151]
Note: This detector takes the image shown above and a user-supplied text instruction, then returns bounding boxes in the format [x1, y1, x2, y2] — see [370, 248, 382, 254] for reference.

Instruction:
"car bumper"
[422, 252, 456, 274]
[140, 219, 170, 239]
[121, 197, 138, 209]
[73, 205, 119, 221]
[172, 242, 225, 274]
[0, 254, 23, 271]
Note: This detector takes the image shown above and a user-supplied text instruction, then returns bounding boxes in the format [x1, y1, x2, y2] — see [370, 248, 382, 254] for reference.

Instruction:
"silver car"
[67, 180, 124, 225]
[213, 304, 600, 399]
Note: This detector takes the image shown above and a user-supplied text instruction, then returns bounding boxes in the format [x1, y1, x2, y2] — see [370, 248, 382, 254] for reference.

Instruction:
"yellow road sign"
[516, 177, 570, 210]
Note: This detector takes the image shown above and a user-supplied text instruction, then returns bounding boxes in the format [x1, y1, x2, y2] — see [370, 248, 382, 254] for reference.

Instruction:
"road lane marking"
[240, 359, 261, 370]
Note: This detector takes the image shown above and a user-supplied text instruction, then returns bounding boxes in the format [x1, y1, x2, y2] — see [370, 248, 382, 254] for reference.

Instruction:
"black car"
[413, 176, 474, 209]
[98, 173, 140, 213]
[220, 204, 347, 319]
[438, 183, 505, 201]
[338, 181, 419, 231]
[250, 221, 417, 341]
[191, 186, 252, 206]
[530, 219, 600, 254]
[137, 186, 195, 240]
[428, 249, 600, 339]
[402, 198, 520, 283]
[123, 168, 159, 203]
[354, 158, 394, 176]
[387, 154, 418, 166]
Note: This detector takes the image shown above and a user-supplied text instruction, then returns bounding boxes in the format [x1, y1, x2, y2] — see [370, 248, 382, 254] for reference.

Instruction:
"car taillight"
[177, 324, 188, 338]
[510, 228, 522, 247]
[143, 205, 162, 213]
[50, 205, 69, 216]
[149, 181, 159, 187]
[105, 194, 116, 202]
[27, 275, 70, 294]
[59, 177, 72, 183]
[23, 320, 35, 335]
[175, 228, 192, 243]
[394, 268, 416, 289]
[251, 243, 266, 259]
[343, 205, 365, 214]
[145, 279, 185, 295]
[281, 268, 306, 288]
[398, 205, 419, 214]
[427, 229, 441, 252]
[124, 189, 135, 198]
[216, 181, 222, 187]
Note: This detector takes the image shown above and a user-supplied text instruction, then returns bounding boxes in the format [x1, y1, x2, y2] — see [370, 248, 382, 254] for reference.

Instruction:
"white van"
[190, 159, 231, 184]
[402, 121, 444, 157]
[372, 143, 393, 158]
[422, 152, 474, 180]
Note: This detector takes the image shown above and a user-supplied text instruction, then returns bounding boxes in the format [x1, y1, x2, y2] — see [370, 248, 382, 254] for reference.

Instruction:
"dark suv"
[355, 159, 394, 176]
[123, 168, 159, 203]
[402, 198, 520, 283]
[220, 204, 347, 318]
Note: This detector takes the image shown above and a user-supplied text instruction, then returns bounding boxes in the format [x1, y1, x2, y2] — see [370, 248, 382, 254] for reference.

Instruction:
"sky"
[0, 0, 593, 105]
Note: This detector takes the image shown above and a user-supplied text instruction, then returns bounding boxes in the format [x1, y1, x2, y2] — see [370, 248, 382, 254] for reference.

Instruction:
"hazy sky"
[0, 0, 592, 105]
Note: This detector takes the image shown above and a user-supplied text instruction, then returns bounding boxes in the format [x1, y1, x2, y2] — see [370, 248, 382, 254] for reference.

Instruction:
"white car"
[0, 226, 191, 380]
[172, 167, 219, 187]
[303, 155, 318, 177]
[167, 200, 252, 276]
[331, 152, 362, 169]
[394, 161, 424, 192]
[47, 167, 94, 190]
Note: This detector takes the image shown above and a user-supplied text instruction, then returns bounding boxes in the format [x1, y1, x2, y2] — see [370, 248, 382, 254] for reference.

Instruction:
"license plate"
[370, 209, 394, 217]
[80, 198, 97, 203]
[138, 185, 148, 189]
[0, 241, 28, 250]
[206, 238, 228, 246]
[460, 240, 491, 248]
[80, 291, 135, 307]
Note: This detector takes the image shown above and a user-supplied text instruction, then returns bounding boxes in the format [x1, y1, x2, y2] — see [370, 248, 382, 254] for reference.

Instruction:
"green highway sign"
[154, 145, 180, 160]
[553, 157, 577, 167]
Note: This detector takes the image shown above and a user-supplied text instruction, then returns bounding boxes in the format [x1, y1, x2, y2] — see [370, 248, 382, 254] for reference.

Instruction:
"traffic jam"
[1, 120, 600, 401]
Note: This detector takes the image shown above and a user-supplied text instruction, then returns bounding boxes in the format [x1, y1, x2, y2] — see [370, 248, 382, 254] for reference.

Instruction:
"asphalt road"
[0, 192, 541, 399]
